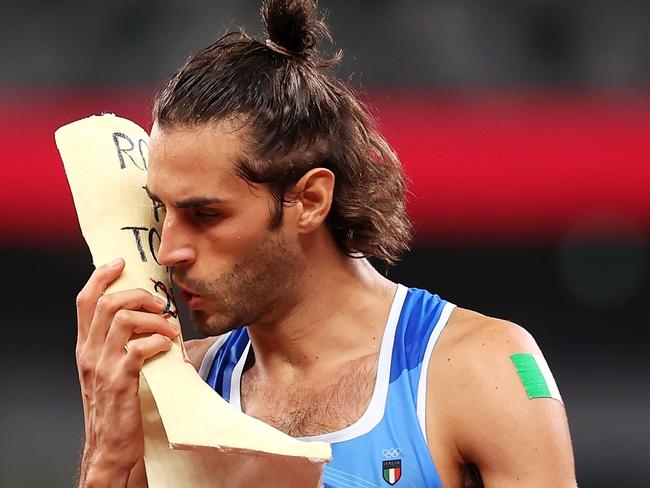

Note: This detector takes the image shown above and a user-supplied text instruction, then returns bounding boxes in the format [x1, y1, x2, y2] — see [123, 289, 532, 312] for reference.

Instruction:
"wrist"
[81, 454, 132, 488]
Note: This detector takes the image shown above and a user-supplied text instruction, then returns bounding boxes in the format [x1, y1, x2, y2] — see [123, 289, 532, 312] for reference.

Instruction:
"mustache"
[172, 272, 211, 295]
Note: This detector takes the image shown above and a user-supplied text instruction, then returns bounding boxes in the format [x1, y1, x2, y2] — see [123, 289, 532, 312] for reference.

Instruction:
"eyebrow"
[144, 186, 224, 208]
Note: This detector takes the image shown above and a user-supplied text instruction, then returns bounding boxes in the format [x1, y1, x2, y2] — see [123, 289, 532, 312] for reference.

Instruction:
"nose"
[155, 213, 196, 267]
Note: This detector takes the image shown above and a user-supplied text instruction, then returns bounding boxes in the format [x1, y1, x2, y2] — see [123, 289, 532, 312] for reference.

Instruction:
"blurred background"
[1, 0, 649, 486]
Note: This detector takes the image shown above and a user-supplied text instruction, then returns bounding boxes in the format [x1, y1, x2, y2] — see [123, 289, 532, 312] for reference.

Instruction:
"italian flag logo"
[510, 353, 563, 403]
[382, 459, 402, 485]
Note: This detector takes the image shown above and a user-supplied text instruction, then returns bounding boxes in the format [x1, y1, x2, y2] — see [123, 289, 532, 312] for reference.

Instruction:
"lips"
[179, 289, 197, 301]
[173, 279, 204, 308]
[179, 289, 203, 309]
[173, 276, 200, 295]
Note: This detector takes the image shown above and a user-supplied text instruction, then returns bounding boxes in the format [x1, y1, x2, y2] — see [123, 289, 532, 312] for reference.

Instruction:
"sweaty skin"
[77, 121, 576, 487]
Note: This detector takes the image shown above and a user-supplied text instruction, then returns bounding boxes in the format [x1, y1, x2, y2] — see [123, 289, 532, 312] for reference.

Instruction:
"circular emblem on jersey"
[382, 448, 401, 458]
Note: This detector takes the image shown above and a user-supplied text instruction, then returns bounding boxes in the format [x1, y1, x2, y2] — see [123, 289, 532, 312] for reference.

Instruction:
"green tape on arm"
[510, 353, 551, 399]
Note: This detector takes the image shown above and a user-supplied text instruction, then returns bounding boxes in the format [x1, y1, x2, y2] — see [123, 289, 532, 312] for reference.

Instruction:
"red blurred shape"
[2, 89, 649, 246]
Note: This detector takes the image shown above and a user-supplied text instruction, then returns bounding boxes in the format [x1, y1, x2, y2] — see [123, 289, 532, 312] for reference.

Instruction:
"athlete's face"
[146, 121, 304, 336]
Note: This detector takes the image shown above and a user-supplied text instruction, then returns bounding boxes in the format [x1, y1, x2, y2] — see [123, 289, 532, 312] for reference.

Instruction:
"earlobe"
[294, 168, 335, 233]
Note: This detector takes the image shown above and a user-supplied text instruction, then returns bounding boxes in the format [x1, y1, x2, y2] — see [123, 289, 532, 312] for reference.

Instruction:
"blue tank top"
[199, 284, 455, 487]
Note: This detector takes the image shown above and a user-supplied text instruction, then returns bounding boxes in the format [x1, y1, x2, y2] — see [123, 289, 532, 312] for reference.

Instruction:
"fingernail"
[108, 258, 123, 267]
[156, 298, 166, 307]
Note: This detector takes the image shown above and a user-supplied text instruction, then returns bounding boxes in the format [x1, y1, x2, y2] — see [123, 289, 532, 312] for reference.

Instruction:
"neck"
[246, 243, 397, 379]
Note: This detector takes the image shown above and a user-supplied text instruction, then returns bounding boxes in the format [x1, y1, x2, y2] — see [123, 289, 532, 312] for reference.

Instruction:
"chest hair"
[240, 355, 378, 437]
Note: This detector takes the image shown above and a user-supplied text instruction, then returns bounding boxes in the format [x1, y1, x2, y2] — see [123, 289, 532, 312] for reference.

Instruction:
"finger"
[86, 289, 166, 352]
[104, 309, 180, 357]
[76, 258, 125, 345]
[123, 334, 174, 375]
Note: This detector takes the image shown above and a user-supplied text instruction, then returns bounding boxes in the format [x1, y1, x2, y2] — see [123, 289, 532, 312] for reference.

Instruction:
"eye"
[151, 200, 166, 220]
[194, 210, 220, 219]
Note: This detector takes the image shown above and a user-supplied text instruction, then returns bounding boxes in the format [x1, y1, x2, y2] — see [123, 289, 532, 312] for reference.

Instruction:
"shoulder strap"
[198, 332, 233, 380]
[414, 301, 456, 442]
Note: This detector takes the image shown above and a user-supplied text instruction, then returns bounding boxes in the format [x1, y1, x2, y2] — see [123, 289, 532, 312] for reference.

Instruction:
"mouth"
[179, 289, 203, 309]
[179, 288, 199, 300]
[173, 280, 204, 308]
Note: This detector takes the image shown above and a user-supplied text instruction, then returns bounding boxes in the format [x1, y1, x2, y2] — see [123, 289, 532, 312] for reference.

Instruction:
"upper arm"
[427, 312, 576, 487]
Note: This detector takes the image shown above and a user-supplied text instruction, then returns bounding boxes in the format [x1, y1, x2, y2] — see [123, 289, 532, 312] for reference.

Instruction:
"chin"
[190, 309, 242, 337]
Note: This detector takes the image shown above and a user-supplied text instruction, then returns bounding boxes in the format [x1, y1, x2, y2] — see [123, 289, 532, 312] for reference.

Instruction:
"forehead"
[146, 121, 248, 199]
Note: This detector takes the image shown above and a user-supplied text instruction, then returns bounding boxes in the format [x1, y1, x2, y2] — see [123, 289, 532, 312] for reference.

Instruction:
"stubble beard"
[184, 229, 301, 337]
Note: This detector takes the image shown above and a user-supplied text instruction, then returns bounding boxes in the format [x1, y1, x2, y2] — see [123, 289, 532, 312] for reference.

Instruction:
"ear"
[291, 168, 335, 234]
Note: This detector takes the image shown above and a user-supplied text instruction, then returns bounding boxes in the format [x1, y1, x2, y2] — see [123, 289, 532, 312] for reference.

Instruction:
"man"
[74, 0, 576, 486]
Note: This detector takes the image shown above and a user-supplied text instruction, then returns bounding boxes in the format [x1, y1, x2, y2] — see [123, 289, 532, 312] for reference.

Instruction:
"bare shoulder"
[438, 307, 539, 363]
[184, 336, 220, 371]
[426, 307, 576, 487]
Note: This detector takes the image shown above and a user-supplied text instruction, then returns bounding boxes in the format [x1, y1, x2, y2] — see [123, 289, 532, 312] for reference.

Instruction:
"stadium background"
[1, 1, 648, 486]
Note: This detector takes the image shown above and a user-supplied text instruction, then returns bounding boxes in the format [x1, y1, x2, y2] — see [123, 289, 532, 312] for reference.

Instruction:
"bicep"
[466, 393, 575, 487]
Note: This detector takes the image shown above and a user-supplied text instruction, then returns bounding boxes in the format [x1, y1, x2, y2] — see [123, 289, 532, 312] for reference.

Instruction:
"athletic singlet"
[199, 284, 456, 487]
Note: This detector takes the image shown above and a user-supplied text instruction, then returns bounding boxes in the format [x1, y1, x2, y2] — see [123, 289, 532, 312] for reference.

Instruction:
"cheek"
[198, 212, 272, 265]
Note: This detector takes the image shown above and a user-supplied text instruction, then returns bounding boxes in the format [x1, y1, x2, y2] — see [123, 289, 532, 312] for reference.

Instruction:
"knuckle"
[94, 295, 106, 312]
[95, 295, 112, 313]
[137, 288, 156, 304]
[77, 352, 93, 374]
[112, 309, 131, 329]
[128, 343, 146, 360]
[75, 291, 87, 309]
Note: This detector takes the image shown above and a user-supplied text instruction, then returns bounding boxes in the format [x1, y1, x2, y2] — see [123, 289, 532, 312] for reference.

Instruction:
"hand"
[75, 258, 180, 486]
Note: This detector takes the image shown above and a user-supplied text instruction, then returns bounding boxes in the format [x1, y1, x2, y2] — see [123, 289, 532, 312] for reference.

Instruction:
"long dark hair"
[153, 0, 411, 263]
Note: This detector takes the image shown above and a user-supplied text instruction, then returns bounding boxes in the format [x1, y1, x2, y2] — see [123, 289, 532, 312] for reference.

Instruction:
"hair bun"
[261, 0, 331, 57]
